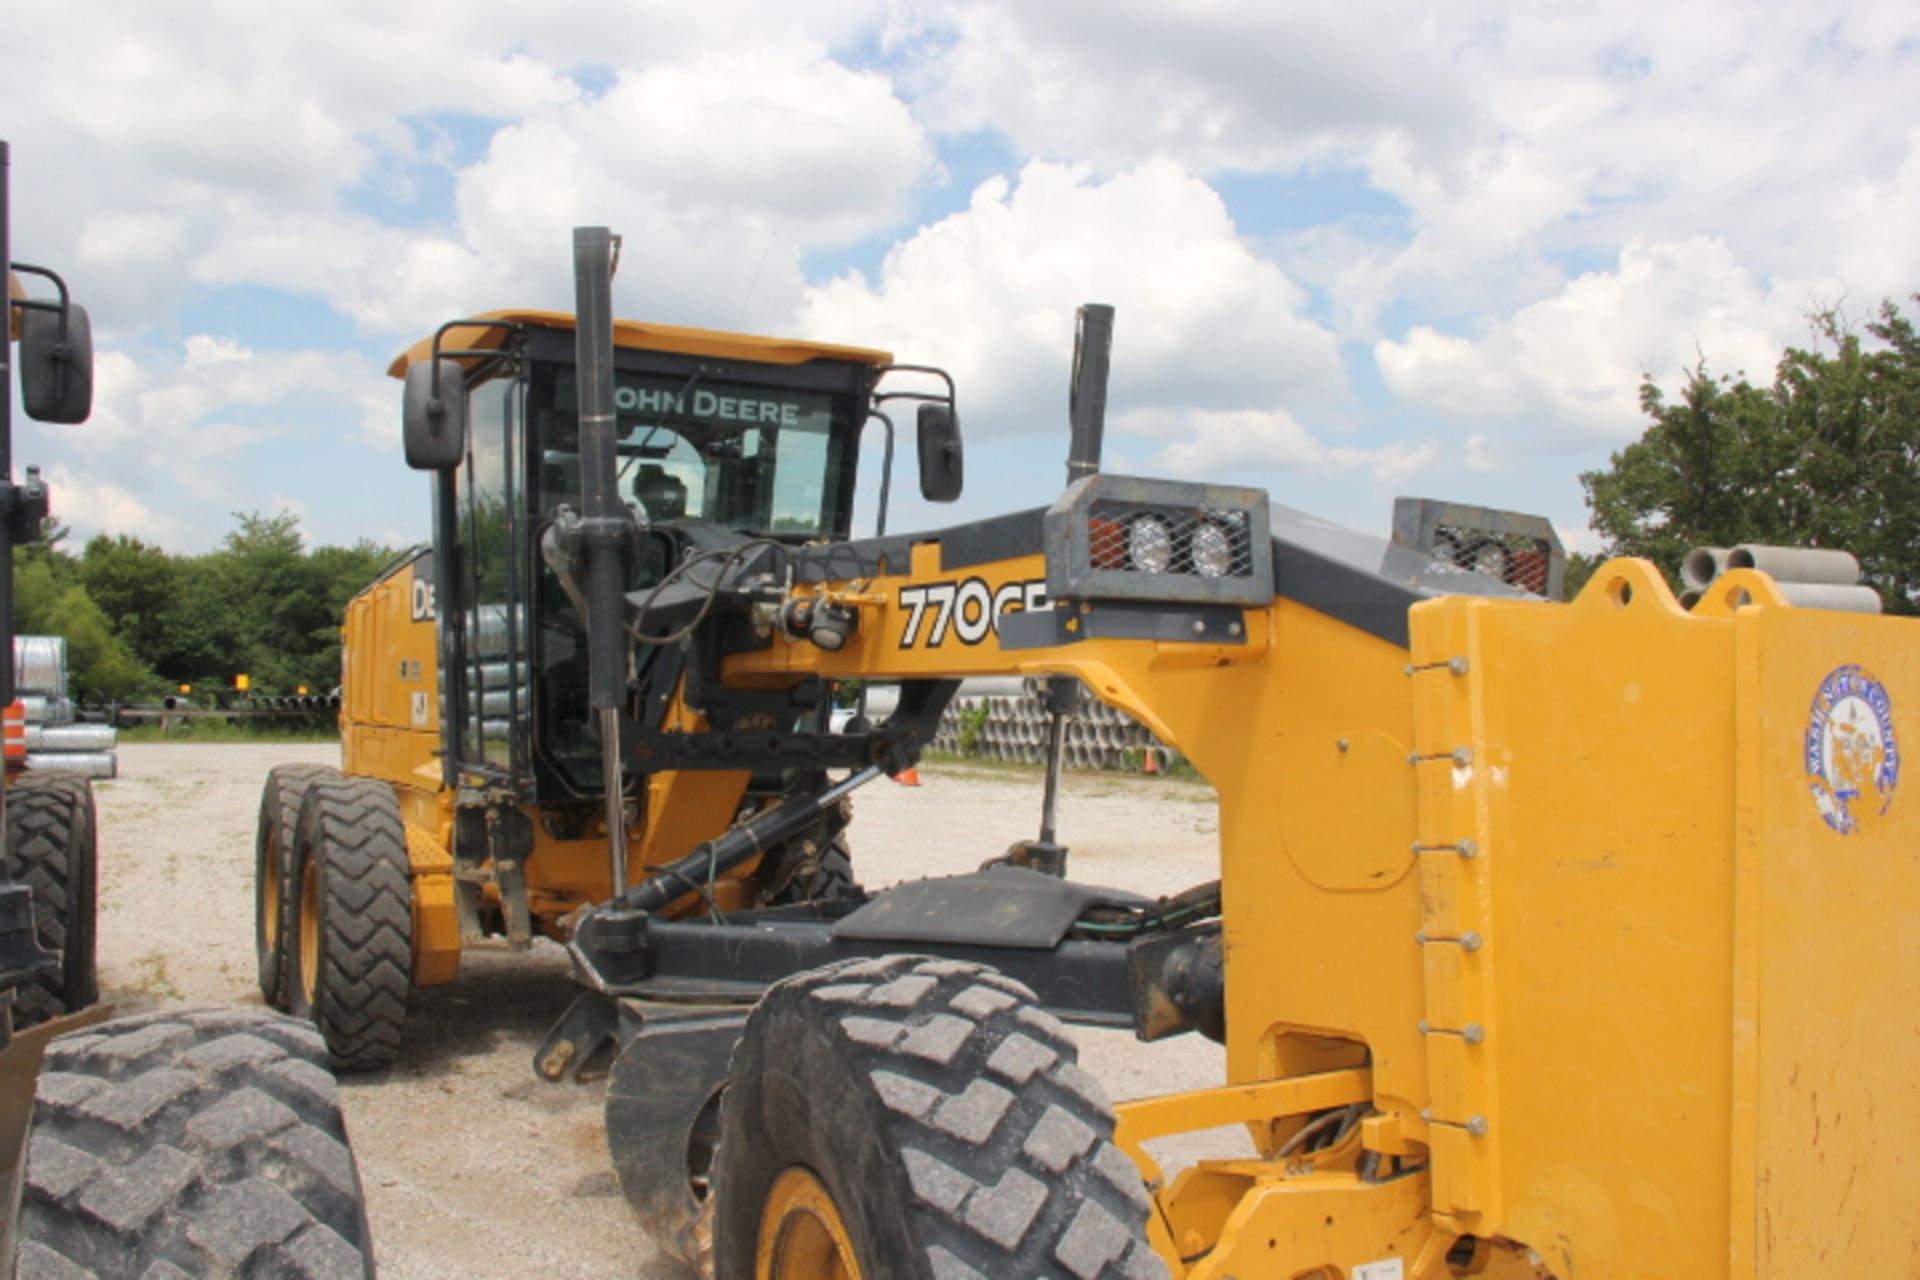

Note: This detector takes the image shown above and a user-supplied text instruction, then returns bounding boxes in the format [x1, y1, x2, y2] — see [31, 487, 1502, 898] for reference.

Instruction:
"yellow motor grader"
[261, 226, 1920, 1278]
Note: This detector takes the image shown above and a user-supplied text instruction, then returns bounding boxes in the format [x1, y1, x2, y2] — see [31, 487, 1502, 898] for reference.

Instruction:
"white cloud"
[898, 0, 1474, 175]
[41, 464, 188, 548]
[1127, 406, 1441, 493]
[19, 337, 393, 549]
[0, 3, 915, 340]
[801, 160, 1345, 433]
[1375, 237, 1788, 445]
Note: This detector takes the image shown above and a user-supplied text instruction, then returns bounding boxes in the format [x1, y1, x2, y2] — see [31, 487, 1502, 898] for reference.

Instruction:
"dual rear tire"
[5, 772, 100, 1027]
[253, 767, 412, 1071]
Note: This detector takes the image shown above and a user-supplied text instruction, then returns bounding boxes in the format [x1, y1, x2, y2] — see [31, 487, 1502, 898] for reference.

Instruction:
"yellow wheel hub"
[755, 1166, 863, 1280]
[299, 856, 321, 1006]
[263, 834, 282, 950]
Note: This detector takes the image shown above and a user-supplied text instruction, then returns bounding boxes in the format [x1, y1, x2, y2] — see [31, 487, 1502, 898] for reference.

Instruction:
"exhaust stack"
[1066, 303, 1114, 485]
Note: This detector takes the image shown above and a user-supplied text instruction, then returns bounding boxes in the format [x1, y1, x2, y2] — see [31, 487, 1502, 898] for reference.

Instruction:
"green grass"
[116, 719, 340, 745]
[920, 749, 1215, 798]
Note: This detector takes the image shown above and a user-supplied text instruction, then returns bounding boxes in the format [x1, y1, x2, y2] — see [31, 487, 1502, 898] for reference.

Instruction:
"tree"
[79, 534, 178, 661]
[12, 557, 156, 701]
[1581, 297, 1920, 613]
[18, 510, 398, 702]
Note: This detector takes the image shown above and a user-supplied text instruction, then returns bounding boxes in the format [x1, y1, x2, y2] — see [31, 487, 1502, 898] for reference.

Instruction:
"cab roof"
[386, 309, 892, 379]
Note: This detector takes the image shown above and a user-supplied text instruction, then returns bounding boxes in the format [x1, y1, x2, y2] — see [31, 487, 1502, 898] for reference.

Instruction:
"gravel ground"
[91, 743, 1240, 1278]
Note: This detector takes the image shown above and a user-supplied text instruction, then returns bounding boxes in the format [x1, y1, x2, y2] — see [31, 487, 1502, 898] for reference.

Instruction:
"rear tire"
[762, 832, 861, 906]
[19, 1008, 375, 1278]
[712, 955, 1165, 1280]
[6, 772, 99, 1027]
[255, 764, 340, 1011]
[288, 775, 413, 1071]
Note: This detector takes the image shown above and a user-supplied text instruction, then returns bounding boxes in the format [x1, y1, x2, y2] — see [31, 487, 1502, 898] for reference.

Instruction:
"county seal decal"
[1804, 664, 1900, 835]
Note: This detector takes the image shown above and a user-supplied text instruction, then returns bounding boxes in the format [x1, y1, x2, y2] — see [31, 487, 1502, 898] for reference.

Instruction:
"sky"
[4, 0, 1918, 557]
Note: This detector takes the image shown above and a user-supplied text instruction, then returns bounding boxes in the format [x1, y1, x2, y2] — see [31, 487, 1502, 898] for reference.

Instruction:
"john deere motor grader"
[269, 226, 1919, 1278]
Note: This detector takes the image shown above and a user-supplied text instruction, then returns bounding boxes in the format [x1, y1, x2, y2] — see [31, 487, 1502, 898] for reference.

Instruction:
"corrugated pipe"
[25, 752, 116, 779]
[12, 636, 68, 698]
[23, 695, 75, 725]
[26, 724, 117, 751]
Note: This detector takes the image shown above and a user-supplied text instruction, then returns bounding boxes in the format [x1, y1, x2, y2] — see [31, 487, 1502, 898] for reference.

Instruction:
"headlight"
[1190, 519, 1233, 578]
[1468, 538, 1509, 581]
[1127, 516, 1173, 573]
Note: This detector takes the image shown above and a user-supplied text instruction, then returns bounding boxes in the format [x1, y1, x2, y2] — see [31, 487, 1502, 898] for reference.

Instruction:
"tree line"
[14, 512, 401, 703]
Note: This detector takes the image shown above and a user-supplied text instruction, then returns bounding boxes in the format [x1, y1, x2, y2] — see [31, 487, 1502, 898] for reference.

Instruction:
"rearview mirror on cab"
[403, 358, 469, 471]
[18, 301, 93, 424]
[916, 402, 963, 503]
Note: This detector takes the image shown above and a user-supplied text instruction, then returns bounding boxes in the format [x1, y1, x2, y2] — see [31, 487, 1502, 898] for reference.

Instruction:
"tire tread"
[6, 772, 98, 1026]
[19, 1009, 374, 1279]
[291, 776, 412, 1072]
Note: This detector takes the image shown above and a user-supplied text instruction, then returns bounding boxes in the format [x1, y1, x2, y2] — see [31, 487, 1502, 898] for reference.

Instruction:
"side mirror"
[916, 403, 963, 503]
[19, 302, 93, 424]
[403, 358, 469, 471]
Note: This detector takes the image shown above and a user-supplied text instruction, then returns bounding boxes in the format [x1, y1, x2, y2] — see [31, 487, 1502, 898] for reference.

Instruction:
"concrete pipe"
[25, 752, 117, 780]
[1727, 545, 1861, 585]
[12, 636, 68, 698]
[1682, 547, 1731, 589]
[1777, 582, 1884, 614]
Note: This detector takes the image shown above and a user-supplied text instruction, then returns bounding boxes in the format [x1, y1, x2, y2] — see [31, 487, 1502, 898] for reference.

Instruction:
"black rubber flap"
[832, 866, 1151, 950]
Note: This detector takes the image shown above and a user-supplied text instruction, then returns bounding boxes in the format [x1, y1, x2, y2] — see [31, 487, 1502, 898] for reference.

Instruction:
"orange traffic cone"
[1142, 748, 1161, 775]
[893, 765, 922, 786]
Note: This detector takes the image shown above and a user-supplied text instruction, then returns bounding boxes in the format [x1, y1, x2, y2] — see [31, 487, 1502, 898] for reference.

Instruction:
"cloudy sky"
[5, 0, 1917, 556]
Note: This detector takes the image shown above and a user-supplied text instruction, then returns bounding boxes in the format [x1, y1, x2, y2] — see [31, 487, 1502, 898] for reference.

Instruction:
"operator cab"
[390, 312, 947, 803]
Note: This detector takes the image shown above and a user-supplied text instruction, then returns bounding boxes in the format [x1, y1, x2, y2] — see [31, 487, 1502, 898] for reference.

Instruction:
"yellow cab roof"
[387, 309, 892, 378]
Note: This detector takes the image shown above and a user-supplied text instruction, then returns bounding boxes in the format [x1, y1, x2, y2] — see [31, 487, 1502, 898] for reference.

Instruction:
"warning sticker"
[1354, 1261, 1405, 1280]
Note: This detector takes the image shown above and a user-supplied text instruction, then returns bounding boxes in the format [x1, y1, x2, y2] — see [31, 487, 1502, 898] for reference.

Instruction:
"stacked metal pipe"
[928, 677, 1184, 773]
[1681, 544, 1882, 613]
[14, 635, 117, 779]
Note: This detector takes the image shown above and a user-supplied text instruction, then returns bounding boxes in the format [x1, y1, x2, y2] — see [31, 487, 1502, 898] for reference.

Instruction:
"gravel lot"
[91, 743, 1236, 1278]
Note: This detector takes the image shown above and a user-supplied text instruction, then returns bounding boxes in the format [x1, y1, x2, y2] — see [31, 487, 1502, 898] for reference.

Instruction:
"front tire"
[5, 772, 99, 1027]
[19, 1009, 375, 1278]
[712, 955, 1165, 1280]
[288, 775, 413, 1071]
[255, 764, 339, 1011]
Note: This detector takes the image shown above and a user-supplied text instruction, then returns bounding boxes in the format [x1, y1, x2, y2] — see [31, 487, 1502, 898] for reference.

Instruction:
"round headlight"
[1191, 520, 1233, 578]
[1127, 516, 1173, 573]
[1468, 538, 1510, 581]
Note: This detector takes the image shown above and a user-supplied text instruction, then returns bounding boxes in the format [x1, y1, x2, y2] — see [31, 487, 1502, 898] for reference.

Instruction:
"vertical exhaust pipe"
[572, 226, 634, 900]
[1033, 302, 1116, 875]
[1066, 303, 1114, 486]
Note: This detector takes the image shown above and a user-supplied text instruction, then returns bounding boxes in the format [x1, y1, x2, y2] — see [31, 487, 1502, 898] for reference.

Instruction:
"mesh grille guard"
[1043, 475, 1275, 606]
[1390, 497, 1566, 600]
